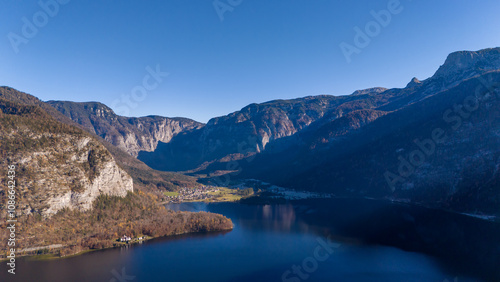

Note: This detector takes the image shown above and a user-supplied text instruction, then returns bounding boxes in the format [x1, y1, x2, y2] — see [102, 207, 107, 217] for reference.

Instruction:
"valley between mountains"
[1, 47, 499, 260]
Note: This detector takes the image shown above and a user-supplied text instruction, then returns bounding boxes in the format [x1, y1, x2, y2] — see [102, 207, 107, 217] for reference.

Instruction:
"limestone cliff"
[47, 101, 204, 157]
[0, 94, 133, 217]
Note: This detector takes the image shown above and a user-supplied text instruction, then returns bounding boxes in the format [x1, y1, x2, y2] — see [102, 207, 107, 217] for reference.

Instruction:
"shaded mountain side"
[194, 108, 390, 176]
[235, 71, 500, 216]
[151, 76, 476, 174]
[0, 87, 199, 192]
[47, 100, 204, 157]
[138, 91, 393, 172]
[98, 134, 198, 191]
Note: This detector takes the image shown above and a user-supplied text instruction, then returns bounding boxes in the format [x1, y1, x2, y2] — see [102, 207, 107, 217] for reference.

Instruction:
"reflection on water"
[1, 199, 497, 282]
[260, 204, 296, 231]
[301, 199, 500, 281]
[168, 199, 500, 281]
[167, 202, 313, 234]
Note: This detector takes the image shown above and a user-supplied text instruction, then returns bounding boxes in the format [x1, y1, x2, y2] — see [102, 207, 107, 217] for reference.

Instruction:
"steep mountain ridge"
[138, 91, 393, 171]
[47, 100, 204, 157]
[433, 48, 500, 79]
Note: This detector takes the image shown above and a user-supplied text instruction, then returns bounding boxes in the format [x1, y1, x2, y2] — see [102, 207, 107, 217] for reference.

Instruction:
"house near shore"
[120, 235, 131, 242]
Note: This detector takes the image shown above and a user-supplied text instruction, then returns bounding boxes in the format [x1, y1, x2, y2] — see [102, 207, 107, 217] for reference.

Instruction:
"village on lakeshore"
[162, 185, 254, 203]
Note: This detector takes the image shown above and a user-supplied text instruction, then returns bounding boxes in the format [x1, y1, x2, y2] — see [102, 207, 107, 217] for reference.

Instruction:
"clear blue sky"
[2, 0, 500, 123]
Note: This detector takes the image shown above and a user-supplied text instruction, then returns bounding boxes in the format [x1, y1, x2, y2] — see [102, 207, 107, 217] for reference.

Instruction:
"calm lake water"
[1, 198, 499, 281]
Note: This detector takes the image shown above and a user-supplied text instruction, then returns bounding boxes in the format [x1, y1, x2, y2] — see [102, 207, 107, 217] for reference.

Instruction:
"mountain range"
[143, 48, 500, 217]
[47, 100, 204, 157]
[3, 47, 499, 221]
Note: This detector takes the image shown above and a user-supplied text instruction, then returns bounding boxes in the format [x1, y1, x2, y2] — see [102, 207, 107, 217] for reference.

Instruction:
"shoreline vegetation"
[0, 191, 233, 261]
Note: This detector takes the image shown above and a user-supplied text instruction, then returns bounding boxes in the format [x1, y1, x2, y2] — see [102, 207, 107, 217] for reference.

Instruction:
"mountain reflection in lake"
[165, 199, 499, 281]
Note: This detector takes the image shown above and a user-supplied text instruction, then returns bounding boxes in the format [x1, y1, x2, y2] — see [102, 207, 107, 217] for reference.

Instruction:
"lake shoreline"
[1, 226, 233, 262]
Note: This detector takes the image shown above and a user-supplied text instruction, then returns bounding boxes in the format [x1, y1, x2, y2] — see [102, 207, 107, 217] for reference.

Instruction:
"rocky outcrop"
[433, 48, 500, 79]
[0, 95, 133, 218]
[20, 135, 134, 216]
[47, 101, 204, 157]
[406, 77, 422, 88]
[351, 87, 388, 96]
[204, 96, 337, 150]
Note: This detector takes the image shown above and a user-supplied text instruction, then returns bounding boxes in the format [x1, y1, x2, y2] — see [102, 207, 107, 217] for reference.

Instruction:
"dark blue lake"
[2, 199, 499, 281]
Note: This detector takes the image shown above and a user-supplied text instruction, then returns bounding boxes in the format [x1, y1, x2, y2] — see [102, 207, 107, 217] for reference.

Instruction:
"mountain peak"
[406, 77, 422, 88]
[432, 47, 500, 79]
[351, 87, 388, 96]
[47, 100, 115, 117]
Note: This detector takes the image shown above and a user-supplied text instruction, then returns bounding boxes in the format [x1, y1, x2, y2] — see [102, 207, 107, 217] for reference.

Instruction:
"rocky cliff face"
[0, 92, 133, 217]
[433, 48, 500, 79]
[351, 87, 388, 96]
[17, 135, 133, 216]
[138, 92, 390, 171]
[47, 101, 204, 157]
[205, 96, 339, 150]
